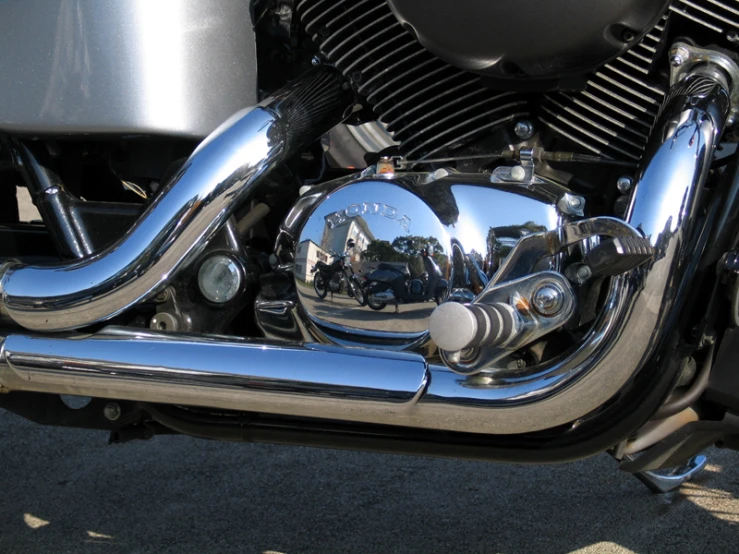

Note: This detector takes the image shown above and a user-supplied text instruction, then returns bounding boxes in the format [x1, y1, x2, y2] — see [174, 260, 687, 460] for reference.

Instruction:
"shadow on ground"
[0, 409, 737, 554]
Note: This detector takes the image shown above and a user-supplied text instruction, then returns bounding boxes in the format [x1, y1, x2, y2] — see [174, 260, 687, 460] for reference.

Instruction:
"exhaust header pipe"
[0, 58, 736, 436]
[0, 68, 352, 332]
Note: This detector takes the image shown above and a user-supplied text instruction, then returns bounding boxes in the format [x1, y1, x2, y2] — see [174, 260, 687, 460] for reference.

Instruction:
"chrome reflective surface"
[0, 328, 429, 423]
[413, 68, 731, 432]
[431, 271, 577, 374]
[0, 0, 257, 137]
[250, 62, 734, 434]
[292, 174, 561, 347]
[0, 106, 285, 331]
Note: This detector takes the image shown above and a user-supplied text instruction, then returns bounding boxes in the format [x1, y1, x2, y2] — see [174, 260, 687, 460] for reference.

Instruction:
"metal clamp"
[669, 42, 739, 124]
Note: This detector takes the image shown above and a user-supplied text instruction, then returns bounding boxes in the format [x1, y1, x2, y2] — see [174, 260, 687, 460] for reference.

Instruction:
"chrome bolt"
[103, 402, 121, 421]
[510, 165, 527, 181]
[150, 312, 180, 331]
[669, 46, 689, 67]
[532, 285, 564, 316]
[311, 56, 321, 66]
[514, 120, 534, 140]
[576, 265, 593, 282]
[728, 31, 739, 44]
[558, 193, 585, 216]
[617, 176, 633, 194]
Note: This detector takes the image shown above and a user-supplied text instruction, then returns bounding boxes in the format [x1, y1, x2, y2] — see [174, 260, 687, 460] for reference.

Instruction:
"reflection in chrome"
[253, 63, 734, 433]
[287, 174, 563, 347]
[0, 65, 731, 435]
[0, 58, 730, 437]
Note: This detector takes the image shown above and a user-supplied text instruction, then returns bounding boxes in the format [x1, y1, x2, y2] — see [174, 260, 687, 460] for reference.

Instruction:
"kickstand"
[627, 454, 708, 494]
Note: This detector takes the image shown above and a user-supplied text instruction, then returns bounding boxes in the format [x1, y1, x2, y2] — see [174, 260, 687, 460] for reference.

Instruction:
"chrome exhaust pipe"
[0, 68, 352, 332]
[0, 61, 735, 436]
[0, 329, 428, 424]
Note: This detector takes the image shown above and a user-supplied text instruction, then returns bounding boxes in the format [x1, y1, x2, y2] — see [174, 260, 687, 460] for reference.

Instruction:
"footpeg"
[628, 454, 708, 494]
[429, 271, 576, 374]
[586, 236, 653, 277]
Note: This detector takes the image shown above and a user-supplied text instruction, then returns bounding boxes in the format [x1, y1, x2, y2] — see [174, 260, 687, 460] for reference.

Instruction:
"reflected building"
[295, 239, 330, 283]
[321, 215, 375, 263]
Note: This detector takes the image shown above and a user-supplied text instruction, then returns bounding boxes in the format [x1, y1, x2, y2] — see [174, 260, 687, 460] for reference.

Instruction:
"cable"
[398, 149, 638, 168]
[653, 343, 715, 420]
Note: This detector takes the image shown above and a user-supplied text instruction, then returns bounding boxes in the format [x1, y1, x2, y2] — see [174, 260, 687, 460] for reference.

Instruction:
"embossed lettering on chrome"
[325, 203, 411, 231]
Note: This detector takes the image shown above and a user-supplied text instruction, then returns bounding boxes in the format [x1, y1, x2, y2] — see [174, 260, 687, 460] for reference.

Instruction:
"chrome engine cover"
[264, 171, 568, 351]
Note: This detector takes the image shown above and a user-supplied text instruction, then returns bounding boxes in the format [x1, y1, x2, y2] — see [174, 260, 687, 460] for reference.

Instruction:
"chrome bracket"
[629, 454, 708, 494]
[669, 42, 739, 124]
[437, 271, 576, 375]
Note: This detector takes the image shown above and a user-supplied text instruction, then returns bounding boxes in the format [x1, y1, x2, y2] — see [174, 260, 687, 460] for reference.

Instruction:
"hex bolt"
[532, 284, 564, 316]
[617, 176, 633, 194]
[558, 193, 585, 215]
[514, 120, 534, 140]
[669, 46, 689, 67]
[728, 31, 739, 44]
[103, 402, 121, 422]
[311, 56, 321, 66]
[568, 196, 584, 210]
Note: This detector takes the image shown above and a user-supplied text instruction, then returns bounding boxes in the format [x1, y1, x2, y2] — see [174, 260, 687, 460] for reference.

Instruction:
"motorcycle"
[365, 247, 449, 311]
[311, 240, 366, 305]
[2, 0, 739, 495]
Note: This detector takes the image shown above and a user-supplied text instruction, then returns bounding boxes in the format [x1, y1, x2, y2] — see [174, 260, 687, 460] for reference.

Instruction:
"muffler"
[0, 59, 736, 436]
[0, 68, 353, 332]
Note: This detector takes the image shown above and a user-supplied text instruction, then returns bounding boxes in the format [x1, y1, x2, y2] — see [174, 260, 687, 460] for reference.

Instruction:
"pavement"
[0, 408, 737, 554]
[2, 190, 738, 554]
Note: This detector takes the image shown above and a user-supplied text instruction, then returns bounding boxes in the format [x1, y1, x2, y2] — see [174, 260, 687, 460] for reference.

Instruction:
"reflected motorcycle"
[3, 0, 739, 495]
[365, 248, 449, 311]
[312, 242, 366, 305]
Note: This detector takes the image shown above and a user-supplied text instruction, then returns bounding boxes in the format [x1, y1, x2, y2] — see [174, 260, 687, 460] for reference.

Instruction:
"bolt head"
[311, 56, 321, 66]
[669, 46, 690, 68]
[576, 265, 593, 282]
[569, 196, 583, 209]
[616, 176, 633, 193]
[510, 165, 527, 181]
[103, 402, 121, 421]
[532, 285, 564, 316]
[514, 120, 534, 140]
[728, 31, 739, 44]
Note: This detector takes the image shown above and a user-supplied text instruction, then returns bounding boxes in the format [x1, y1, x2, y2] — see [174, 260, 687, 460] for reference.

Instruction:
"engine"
[298, 0, 739, 161]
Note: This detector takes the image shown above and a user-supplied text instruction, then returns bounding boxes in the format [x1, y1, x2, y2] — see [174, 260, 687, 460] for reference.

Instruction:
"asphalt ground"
[0, 410, 737, 554]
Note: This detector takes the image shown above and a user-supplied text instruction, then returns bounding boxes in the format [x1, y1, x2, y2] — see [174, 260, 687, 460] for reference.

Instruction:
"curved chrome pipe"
[0, 69, 732, 436]
[0, 68, 351, 331]
[411, 70, 733, 433]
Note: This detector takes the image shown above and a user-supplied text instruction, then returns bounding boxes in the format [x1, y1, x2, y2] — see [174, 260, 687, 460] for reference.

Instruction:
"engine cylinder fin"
[671, 0, 739, 30]
[299, 0, 530, 157]
[403, 100, 526, 157]
[301, 0, 735, 162]
[385, 79, 486, 131]
[541, 14, 668, 160]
